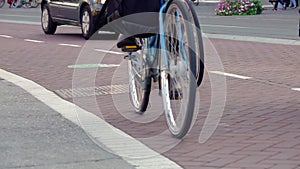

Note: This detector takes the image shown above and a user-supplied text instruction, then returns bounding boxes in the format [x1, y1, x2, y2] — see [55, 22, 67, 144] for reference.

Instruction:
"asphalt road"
[0, 3, 299, 39]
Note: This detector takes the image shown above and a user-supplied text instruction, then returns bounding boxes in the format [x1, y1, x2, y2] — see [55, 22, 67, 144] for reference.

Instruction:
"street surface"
[1, 3, 300, 169]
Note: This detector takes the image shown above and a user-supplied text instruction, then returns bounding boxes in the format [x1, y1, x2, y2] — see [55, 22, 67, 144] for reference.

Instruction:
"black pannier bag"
[105, 0, 162, 38]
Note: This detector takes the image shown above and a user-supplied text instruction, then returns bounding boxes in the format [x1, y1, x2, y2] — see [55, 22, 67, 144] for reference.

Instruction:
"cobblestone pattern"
[1, 23, 300, 169]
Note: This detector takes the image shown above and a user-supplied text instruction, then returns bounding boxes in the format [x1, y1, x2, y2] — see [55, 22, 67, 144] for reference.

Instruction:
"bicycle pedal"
[121, 45, 141, 53]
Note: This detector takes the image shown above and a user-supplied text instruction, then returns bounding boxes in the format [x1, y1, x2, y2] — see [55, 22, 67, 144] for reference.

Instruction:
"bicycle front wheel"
[160, 0, 197, 138]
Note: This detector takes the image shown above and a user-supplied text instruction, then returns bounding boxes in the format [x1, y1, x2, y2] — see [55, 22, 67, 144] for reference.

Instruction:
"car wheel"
[81, 5, 94, 40]
[41, 4, 57, 34]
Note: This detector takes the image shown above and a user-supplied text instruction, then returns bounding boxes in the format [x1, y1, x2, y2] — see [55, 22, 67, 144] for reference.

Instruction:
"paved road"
[0, 3, 299, 39]
[1, 3, 300, 169]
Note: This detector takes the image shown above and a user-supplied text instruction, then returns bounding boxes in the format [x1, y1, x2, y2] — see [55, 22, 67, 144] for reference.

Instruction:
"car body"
[41, 0, 106, 39]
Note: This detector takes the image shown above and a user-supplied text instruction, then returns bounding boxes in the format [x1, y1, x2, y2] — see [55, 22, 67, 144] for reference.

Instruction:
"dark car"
[40, 0, 106, 39]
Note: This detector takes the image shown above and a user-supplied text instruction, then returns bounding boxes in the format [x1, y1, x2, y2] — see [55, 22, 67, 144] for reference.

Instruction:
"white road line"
[58, 43, 81, 48]
[94, 49, 124, 55]
[204, 33, 300, 46]
[202, 24, 248, 29]
[292, 88, 300, 92]
[0, 68, 182, 169]
[209, 71, 252, 80]
[98, 31, 117, 35]
[0, 34, 13, 39]
[0, 19, 40, 25]
[24, 39, 44, 43]
[67, 64, 120, 69]
[0, 14, 40, 18]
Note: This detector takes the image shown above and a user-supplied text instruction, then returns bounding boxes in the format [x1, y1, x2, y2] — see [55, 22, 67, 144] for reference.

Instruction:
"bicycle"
[2, 0, 40, 8]
[25, 0, 40, 8]
[119, 0, 204, 138]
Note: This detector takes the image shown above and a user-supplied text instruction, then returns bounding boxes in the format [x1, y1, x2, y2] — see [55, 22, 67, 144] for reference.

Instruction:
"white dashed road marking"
[0, 34, 13, 38]
[209, 71, 252, 80]
[292, 88, 300, 92]
[94, 49, 125, 55]
[67, 64, 120, 69]
[24, 39, 44, 43]
[58, 43, 81, 48]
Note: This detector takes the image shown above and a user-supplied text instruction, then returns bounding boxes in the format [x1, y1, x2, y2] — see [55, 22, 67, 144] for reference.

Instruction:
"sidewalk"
[0, 78, 135, 169]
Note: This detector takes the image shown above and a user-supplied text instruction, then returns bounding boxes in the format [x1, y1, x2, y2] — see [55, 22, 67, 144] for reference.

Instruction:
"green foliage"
[215, 0, 263, 16]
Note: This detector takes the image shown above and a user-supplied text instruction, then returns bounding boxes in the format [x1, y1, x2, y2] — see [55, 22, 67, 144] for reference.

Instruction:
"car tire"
[81, 5, 94, 40]
[41, 4, 57, 34]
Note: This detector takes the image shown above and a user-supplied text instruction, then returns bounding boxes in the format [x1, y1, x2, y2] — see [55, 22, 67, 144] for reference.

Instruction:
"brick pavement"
[68, 38, 300, 169]
[73, 38, 300, 168]
[1, 22, 300, 168]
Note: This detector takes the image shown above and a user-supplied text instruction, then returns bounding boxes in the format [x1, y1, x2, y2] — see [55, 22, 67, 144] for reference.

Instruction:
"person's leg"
[291, 0, 296, 7]
[278, 1, 284, 9]
[273, 1, 279, 10]
[286, 0, 290, 8]
[290, 0, 294, 7]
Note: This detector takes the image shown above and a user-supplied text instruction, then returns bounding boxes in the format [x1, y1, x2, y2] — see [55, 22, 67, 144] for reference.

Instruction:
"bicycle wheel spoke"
[128, 43, 152, 114]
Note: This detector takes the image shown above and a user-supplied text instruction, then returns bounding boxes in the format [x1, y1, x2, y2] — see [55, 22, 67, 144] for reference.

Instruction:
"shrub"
[215, 0, 263, 16]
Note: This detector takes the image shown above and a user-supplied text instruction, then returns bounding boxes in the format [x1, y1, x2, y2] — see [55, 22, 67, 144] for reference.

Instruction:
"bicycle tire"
[128, 46, 151, 114]
[0, 0, 5, 8]
[186, 1, 204, 87]
[160, 0, 197, 138]
[25, 2, 31, 8]
[27, 0, 39, 8]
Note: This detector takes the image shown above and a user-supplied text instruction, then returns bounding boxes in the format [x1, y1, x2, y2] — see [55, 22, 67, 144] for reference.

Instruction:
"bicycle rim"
[128, 50, 151, 114]
[161, 0, 197, 138]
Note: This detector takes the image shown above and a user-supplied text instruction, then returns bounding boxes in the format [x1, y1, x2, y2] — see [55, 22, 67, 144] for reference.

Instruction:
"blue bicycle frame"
[131, 0, 196, 78]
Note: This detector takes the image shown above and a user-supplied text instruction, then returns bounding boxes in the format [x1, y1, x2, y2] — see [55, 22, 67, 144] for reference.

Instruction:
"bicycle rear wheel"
[187, 1, 204, 87]
[128, 46, 151, 114]
[160, 0, 197, 138]
[26, 0, 39, 8]
[0, 0, 5, 8]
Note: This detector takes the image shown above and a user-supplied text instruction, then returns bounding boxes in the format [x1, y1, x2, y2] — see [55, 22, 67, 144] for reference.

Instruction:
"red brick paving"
[1, 22, 300, 169]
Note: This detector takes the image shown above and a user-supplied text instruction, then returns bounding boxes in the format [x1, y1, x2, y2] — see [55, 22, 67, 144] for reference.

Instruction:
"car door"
[59, 0, 80, 22]
[48, 0, 64, 18]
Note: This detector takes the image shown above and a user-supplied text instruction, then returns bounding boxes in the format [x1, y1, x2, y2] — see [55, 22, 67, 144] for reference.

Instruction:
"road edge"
[0, 68, 183, 169]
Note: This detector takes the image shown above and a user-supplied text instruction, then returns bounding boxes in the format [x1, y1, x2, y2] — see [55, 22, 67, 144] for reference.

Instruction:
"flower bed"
[215, 0, 263, 16]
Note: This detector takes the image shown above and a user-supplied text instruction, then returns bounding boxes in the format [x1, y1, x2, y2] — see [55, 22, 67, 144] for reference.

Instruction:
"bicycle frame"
[144, 0, 192, 72]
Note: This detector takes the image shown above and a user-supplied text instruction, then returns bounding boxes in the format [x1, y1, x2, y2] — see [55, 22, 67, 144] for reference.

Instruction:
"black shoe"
[117, 37, 137, 48]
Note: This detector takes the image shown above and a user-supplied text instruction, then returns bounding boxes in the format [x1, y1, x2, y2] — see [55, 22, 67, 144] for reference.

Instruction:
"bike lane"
[1, 22, 300, 169]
